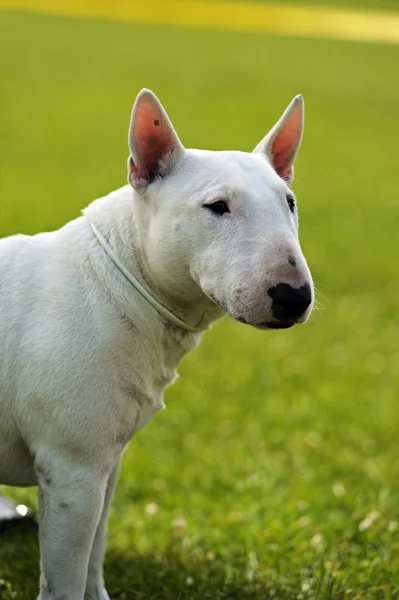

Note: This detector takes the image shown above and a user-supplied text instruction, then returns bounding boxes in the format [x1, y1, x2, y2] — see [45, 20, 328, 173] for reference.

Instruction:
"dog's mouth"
[239, 318, 295, 330]
[235, 315, 295, 330]
[257, 321, 295, 330]
[207, 294, 295, 330]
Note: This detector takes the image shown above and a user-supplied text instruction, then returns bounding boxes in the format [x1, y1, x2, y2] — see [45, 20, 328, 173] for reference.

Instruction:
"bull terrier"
[0, 89, 313, 599]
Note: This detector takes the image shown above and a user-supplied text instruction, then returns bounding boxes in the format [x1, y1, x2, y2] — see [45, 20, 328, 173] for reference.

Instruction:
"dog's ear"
[253, 95, 304, 186]
[128, 89, 184, 192]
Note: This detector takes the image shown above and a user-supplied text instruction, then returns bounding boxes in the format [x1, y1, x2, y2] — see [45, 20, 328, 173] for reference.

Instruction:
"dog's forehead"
[178, 149, 287, 198]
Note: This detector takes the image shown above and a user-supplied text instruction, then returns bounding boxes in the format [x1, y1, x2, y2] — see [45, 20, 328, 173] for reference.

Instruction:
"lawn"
[1, 7, 399, 600]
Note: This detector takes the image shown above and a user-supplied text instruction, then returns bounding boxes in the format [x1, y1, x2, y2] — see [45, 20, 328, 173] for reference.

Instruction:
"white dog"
[0, 89, 313, 599]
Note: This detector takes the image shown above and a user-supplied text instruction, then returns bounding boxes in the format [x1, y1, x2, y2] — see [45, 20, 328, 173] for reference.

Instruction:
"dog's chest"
[111, 318, 201, 439]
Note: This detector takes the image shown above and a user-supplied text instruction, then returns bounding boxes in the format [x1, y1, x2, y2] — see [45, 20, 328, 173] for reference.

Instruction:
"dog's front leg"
[36, 459, 110, 600]
[85, 462, 120, 600]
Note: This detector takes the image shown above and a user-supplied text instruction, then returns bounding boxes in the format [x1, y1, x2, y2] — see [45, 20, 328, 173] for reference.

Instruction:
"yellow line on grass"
[1, 0, 399, 45]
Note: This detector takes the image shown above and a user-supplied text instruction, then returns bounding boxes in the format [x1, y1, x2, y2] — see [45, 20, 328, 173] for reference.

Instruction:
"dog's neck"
[83, 186, 224, 336]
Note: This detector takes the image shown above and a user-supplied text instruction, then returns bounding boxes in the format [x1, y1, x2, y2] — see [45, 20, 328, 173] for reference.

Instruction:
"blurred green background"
[1, 1, 399, 598]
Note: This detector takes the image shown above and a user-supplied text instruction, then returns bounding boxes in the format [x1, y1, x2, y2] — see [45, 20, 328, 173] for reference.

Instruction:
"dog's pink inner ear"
[270, 104, 302, 180]
[129, 91, 183, 190]
[134, 99, 174, 177]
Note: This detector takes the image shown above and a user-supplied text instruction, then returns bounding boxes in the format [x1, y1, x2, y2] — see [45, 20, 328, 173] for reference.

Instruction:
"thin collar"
[88, 221, 203, 334]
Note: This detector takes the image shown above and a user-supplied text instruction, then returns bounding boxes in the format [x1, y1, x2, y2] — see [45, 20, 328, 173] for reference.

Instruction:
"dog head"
[127, 89, 313, 330]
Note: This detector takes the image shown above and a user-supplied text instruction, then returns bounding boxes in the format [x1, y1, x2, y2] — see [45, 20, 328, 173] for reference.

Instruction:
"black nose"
[268, 282, 312, 321]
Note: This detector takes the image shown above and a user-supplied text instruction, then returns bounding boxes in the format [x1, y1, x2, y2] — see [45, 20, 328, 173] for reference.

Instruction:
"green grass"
[1, 8, 399, 600]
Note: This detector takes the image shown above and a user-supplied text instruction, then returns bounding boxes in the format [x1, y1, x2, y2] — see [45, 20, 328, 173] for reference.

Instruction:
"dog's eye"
[286, 194, 295, 213]
[204, 200, 230, 215]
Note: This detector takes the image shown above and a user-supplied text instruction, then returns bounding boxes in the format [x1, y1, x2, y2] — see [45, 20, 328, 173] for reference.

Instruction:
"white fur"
[0, 90, 313, 599]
